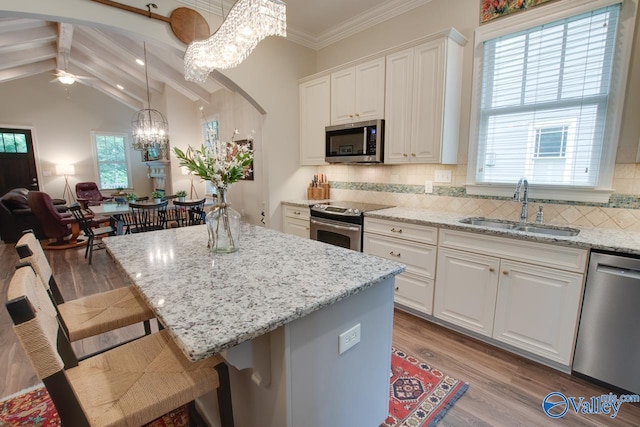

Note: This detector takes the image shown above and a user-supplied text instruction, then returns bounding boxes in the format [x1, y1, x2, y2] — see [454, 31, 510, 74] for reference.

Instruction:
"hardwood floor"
[1, 241, 639, 426]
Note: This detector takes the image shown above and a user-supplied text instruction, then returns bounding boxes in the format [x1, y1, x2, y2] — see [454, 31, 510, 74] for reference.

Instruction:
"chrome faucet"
[514, 177, 529, 222]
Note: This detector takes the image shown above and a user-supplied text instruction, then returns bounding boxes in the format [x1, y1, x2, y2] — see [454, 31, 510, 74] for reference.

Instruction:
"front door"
[0, 128, 39, 195]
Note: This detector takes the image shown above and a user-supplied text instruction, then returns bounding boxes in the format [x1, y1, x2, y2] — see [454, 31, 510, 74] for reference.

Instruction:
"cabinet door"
[411, 40, 445, 163]
[331, 68, 356, 125]
[299, 76, 330, 165]
[384, 49, 413, 164]
[355, 57, 385, 121]
[493, 260, 583, 365]
[283, 218, 310, 239]
[434, 247, 499, 337]
[394, 273, 434, 315]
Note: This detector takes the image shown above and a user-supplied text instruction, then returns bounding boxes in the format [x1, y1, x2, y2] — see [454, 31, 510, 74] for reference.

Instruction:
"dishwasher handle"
[596, 263, 640, 280]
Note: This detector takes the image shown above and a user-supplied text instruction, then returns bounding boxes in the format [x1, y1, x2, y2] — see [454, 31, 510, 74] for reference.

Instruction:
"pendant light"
[184, 0, 287, 82]
[132, 42, 169, 154]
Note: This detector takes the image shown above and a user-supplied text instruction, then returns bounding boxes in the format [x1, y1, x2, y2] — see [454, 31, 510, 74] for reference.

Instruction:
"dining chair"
[173, 198, 206, 227]
[14, 231, 155, 343]
[68, 205, 115, 264]
[128, 200, 168, 233]
[6, 263, 235, 427]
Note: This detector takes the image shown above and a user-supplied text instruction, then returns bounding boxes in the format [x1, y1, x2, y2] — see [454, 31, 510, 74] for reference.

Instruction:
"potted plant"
[150, 190, 164, 203]
[124, 192, 138, 203]
[176, 190, 188, 202]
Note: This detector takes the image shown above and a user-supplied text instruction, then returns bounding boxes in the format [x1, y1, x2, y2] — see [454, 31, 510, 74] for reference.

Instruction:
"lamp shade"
[55, 164, 75, 176]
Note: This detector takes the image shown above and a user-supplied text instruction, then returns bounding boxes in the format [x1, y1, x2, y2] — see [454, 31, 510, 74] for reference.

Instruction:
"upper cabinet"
[385, 30, 466, 164]
[331, 58, 385, 125]
[299, 75, 330, 166]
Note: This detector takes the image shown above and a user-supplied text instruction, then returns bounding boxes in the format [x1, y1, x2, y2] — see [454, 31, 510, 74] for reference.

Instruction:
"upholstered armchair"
[0, 188, 66, 243]
[27, 191, 82, 249]
[75, 182, 113, 208]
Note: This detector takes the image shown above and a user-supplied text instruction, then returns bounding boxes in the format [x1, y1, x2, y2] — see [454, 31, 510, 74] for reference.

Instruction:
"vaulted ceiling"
[0, 0, 428, 110]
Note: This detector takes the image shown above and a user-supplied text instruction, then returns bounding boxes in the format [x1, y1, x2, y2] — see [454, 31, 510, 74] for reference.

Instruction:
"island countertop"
[103, 223, 405, 361]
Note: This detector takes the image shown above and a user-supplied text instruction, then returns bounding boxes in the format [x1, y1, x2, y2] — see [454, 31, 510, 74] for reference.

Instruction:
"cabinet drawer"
[439, 228, 587, 273]
[283, 205, 310, 220]
[364, 217, 437, 245]
[394, 273, 433, 315]
[363, 233, 436, 278]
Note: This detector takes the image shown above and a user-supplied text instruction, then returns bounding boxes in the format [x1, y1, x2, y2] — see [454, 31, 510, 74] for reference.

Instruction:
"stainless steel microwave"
[325, 119, 384, 164]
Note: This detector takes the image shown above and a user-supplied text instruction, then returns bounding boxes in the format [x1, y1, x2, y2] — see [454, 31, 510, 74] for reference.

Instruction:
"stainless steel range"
[310, 202, 391, 252]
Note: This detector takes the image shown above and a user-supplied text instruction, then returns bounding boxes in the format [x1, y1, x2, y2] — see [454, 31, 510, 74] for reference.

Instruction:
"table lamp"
[55, 164, 76, 204]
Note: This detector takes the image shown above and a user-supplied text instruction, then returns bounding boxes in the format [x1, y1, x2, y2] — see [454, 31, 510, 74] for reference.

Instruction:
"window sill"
[465, 183, 614, 204]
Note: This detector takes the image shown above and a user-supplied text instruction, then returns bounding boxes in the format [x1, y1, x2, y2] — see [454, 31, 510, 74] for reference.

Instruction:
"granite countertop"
[364, 207, 640, 256]
[103, 223, 405, 361]
[283, 199, 331, 208]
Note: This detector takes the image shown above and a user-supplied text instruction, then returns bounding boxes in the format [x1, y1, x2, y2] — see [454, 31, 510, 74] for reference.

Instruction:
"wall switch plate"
[424, 180, 433, 194]
[434, 170, 452, 183]
[339, 323, 361, 354]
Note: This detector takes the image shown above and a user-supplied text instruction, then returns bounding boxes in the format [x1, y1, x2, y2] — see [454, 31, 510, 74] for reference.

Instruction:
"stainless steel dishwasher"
[572, 251, 640, 394]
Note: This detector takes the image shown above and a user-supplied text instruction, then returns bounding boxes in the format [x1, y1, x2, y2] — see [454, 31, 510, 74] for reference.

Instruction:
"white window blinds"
[476, 4, 620, 187]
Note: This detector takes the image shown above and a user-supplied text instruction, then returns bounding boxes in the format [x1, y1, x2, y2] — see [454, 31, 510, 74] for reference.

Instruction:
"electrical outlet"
[434, 170, 452, 183]
[424, 180, 433, 194]
[339, 323, 361, 354]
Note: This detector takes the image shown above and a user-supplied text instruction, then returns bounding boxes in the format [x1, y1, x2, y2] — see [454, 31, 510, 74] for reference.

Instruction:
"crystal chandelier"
[132, 43, 169, 152]
[184, 0, 286, 82]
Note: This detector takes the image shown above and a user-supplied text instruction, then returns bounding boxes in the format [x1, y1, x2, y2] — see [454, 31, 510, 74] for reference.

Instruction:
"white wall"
[0, 73, 154, 198]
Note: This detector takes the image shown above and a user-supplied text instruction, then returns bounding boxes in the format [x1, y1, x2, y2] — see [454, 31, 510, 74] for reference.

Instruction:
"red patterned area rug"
[1, 348, 467, 427]
[381, 347, 469, 427]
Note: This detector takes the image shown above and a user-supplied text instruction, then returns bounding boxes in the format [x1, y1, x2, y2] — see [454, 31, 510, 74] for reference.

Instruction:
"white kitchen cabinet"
[363, 217, 436, 315]
[282, 205, 310, 239]
[493, 260, 583, 365]
[434, 247, 499, 337]
[331, 58, 385, 125]
[436, 228, 587, 367]
[299, 76, 330, 165]
[384, 30, 465, 164]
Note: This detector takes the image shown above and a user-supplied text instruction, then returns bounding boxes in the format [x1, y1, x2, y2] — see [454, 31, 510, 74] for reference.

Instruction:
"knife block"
[308, 184, 330, 200]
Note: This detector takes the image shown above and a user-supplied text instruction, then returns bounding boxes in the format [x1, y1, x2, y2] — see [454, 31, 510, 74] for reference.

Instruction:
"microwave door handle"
[363, 126, 367, 154]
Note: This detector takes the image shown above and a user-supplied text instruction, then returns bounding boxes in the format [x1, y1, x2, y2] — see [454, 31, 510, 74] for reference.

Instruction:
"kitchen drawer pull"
[389, 251, 401, 257]
[390, 228, 403, 233]
[293, 211, 301, 215]
[503, 271, 509, 276]
[489, 268, 495, 273]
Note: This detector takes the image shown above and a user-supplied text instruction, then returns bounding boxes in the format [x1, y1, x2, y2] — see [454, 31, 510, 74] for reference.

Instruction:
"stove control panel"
[312, 204, 361, 217]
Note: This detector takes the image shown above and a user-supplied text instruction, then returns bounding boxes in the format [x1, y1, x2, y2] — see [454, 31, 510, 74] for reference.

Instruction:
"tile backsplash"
[317, 164, 640, 231]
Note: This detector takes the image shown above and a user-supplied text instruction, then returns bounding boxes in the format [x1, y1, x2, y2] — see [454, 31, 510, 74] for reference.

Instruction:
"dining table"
[102, 223, 405, 427]
[90, 199, 213, 234]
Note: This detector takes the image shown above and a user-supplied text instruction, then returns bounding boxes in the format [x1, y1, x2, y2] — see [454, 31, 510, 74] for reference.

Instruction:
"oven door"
[310, 217, 362, 252]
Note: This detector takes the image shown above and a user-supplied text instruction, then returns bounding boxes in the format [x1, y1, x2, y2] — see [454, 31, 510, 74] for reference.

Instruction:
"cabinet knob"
[389, 251, 401, 258]
[411, 153, 416, 157]
[355, 113, 360, 117]
[349, 114, 354, 118]
[403, 153, 408, 157]
[503, 271, 509, 276]
[390, 228, 403, 233]
[395, 286, 399, 291]
[489, 268, 495, 273]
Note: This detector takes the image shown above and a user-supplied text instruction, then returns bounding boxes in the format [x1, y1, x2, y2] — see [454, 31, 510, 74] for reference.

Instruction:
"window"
[202, 118, 219, 195]
[467, 0, 635, 202]
[93, 132, 131, 189]
[0, 131, 28, 153]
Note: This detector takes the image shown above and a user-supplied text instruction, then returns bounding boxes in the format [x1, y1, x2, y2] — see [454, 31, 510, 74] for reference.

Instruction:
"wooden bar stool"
[6, 264, 235, 427]
[15, 230, 155, 342]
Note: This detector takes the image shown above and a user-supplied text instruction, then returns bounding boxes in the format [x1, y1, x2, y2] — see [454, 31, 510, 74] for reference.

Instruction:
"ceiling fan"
[51, 69, 97, 85]
[51, 49, 97, 85]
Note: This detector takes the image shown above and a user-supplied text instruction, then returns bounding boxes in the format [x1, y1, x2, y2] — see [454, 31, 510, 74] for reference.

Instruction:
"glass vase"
[206, 186, 240, 253]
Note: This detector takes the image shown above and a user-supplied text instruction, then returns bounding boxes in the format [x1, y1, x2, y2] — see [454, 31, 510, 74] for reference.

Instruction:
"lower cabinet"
[433, 247, 499, 337]
[363, 218, 437, 315]
[282, 205, 310, 239]
[435, 228, 587, 366]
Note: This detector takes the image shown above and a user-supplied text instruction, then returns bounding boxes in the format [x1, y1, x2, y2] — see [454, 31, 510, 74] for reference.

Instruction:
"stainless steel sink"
[459, 217, 580, 237]
[459, 217, 518, 230]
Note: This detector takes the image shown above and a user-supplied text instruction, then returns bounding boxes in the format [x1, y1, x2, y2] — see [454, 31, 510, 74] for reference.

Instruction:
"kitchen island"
[103, 223, 404, 427]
